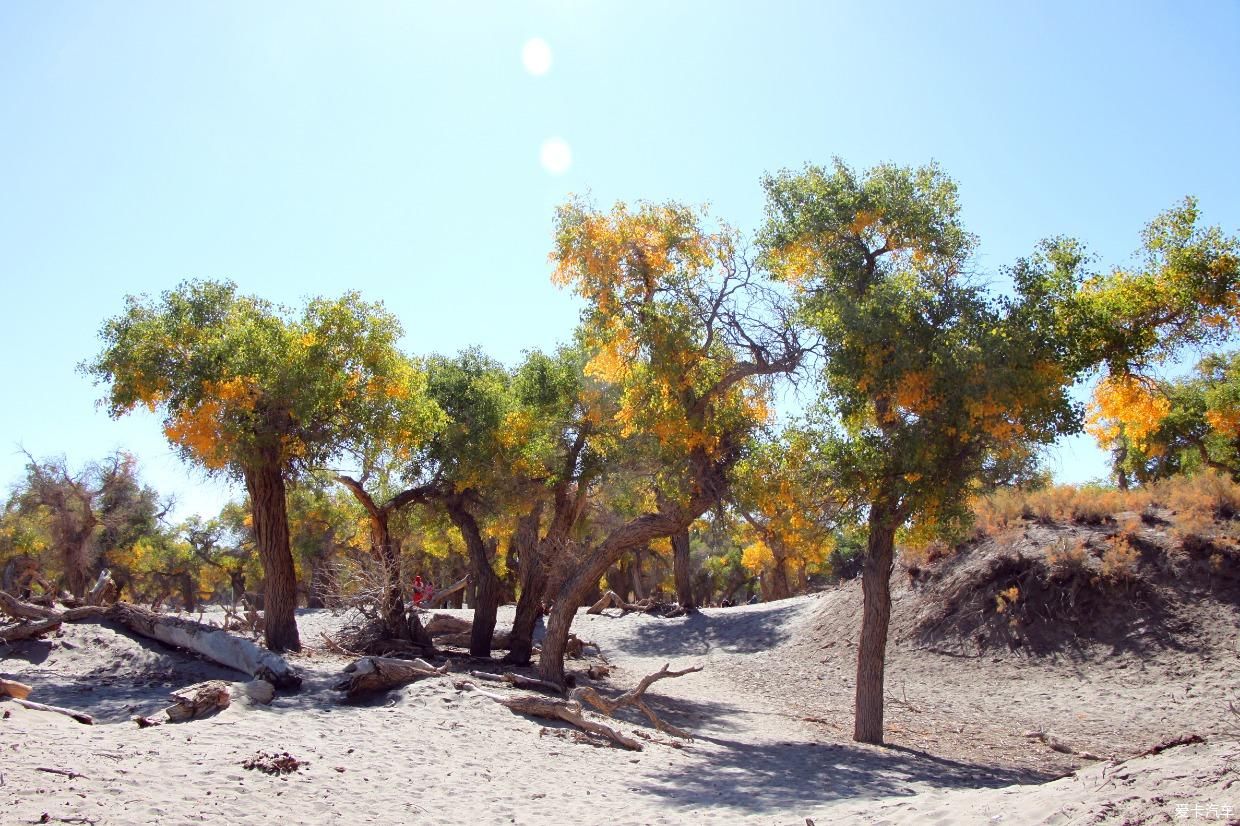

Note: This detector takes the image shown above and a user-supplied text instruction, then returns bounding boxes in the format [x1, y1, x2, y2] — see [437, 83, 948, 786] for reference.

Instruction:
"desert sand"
[3, 574, 1237, 826]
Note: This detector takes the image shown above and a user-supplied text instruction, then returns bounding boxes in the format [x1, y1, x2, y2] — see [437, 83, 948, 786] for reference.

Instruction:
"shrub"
[1100, 537, 1141, 581]
[1046, 538, 1092, 578]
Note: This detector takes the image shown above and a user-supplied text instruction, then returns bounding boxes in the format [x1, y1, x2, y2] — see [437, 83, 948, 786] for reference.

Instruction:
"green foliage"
[86, 280, 440, 480]
[761, 159, 1087, 536]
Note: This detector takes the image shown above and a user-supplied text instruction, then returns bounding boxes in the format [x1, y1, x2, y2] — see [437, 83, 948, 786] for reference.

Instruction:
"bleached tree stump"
[165, 681, 232, 722]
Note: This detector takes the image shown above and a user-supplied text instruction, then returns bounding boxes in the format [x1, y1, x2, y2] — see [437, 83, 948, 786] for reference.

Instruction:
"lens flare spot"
[539, 138, 573, 175]
[521, 38, 553, 76]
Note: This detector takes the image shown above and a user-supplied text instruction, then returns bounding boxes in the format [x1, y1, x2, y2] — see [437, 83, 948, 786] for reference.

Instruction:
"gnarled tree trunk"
[505, 504, 546, 665]
[854, 500, 897, 744]
[243, 459, 300, 652]
[447, 497, 502, 658]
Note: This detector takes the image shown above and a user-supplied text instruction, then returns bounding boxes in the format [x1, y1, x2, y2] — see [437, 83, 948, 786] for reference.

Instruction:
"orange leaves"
[1205, 407, 1240, 438]
[1086, 374, 1170, 450]
[162, 377, 260, 470]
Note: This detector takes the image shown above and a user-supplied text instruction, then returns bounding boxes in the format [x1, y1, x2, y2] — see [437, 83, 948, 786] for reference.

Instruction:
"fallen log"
[0, 678, 32, 699]
[334, 656, 447, 699]
[11, 697, 93, 724]
[457, 681, 641, 750]
[107, 603, 300, 690]
[433, 630, 512, 650]
[1, 590, 109, 624]
[424, 613, 472, 636]
[468, 670, 563, 695]
[571, 662, 702, 739]
[0, 616, 62, 643]
[0, 589, 61, 621]
[425, 575, 469, 608]
[165, 680, 232, 722]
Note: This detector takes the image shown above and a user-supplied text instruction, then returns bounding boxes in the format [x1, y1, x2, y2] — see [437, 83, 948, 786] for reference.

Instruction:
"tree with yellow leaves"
[731, 427, 841, 600]
[537, 197, 804, 685]
[761, 160, 1099, 743]
[1088, 351, 1240, 483]
[86, 281, 437, 651]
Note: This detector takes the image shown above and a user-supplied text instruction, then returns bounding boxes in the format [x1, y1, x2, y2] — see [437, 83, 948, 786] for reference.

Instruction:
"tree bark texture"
[243, 460, 301, 652]
[538, 503, 710, 686]
[854, 501, 897, 744]
[504, 504, 545, 665]
[447, 497, 502, 658]
[671, 529, 696, 610]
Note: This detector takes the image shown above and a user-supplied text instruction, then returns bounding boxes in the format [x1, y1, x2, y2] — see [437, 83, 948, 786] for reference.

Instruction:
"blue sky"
[2, 1, 1238, 518]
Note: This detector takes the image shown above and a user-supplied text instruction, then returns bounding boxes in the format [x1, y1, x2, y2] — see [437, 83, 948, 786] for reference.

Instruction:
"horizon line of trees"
[4, 158, 1237, 746]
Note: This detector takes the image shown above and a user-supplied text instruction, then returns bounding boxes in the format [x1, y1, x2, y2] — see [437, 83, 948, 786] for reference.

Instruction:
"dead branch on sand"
[570, 662, 702, 739]
[456, 680, 642, 750]
[1023, 729, 1106, 761]
[11, 698, 93, 725]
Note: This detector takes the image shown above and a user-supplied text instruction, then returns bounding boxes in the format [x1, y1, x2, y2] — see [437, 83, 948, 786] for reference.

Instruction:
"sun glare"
[539, 137, 573, 175]
[521, 38, 553, 76]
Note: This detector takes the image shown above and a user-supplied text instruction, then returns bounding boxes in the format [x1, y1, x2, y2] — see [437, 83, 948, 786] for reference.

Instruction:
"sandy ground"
[2, 595, 1238, 825]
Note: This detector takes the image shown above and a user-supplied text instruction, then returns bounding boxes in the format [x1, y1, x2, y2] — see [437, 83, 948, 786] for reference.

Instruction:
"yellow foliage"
[1086, 374, 1171, 451]
[162, 377, 260, 470]
[741, 539, 774, 574]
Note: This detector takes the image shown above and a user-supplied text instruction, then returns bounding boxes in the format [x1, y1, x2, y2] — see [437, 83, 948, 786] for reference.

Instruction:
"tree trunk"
[505, 505, 545, 665]
[369, 513, 410, 642]
[672, 528, 696, 610]
[243, 460, 300, 652]
[770, 554, 792, 601]
[630, 549, 646, 602]
[854, 501, 898, 744]
[447, 498, 502, 658]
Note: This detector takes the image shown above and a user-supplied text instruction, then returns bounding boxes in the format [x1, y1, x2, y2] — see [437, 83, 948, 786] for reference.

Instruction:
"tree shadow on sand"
[636, 733, 1051, 814]
[602, 601, 809, 658]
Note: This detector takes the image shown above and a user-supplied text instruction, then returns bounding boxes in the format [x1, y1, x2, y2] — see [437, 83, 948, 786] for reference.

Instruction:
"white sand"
[2, 598, 1237, 825]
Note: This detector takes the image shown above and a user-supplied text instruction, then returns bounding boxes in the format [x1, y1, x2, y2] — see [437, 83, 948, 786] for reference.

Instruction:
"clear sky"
[2, 1, 1238, 519]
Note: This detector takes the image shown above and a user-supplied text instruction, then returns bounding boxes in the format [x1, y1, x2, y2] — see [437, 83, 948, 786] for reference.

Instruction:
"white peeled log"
[107, 603, 300, 690]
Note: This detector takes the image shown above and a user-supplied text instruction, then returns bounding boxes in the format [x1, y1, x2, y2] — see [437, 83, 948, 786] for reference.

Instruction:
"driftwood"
[422, 613, 512, 649]
[571, 662, 702, 739]
[469, 670, 563, 695]
[425, 576, 469, 609]
[587, 591, 642, 614]
[586, 591, 684, 618]
[424, 613, 472, 636]
[86, 569, 118, 607]
[0, 679, 33, 699]
[11, 697, 93, 724]
[1, 615, 62, 642]
[0, 589, 60, 621]
[1023, 729, 1106, 761]
[165, 680, 232, 722]
[107, 603, 300, 690]
[334, 656, 447, 699]
[1, 590, 112, 624]
[457, 681, 642, 750]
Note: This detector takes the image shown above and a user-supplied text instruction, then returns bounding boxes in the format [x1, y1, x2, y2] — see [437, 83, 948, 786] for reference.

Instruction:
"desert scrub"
[1100, 537, 1141, 581]
[1046, 538, 1092, 579]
